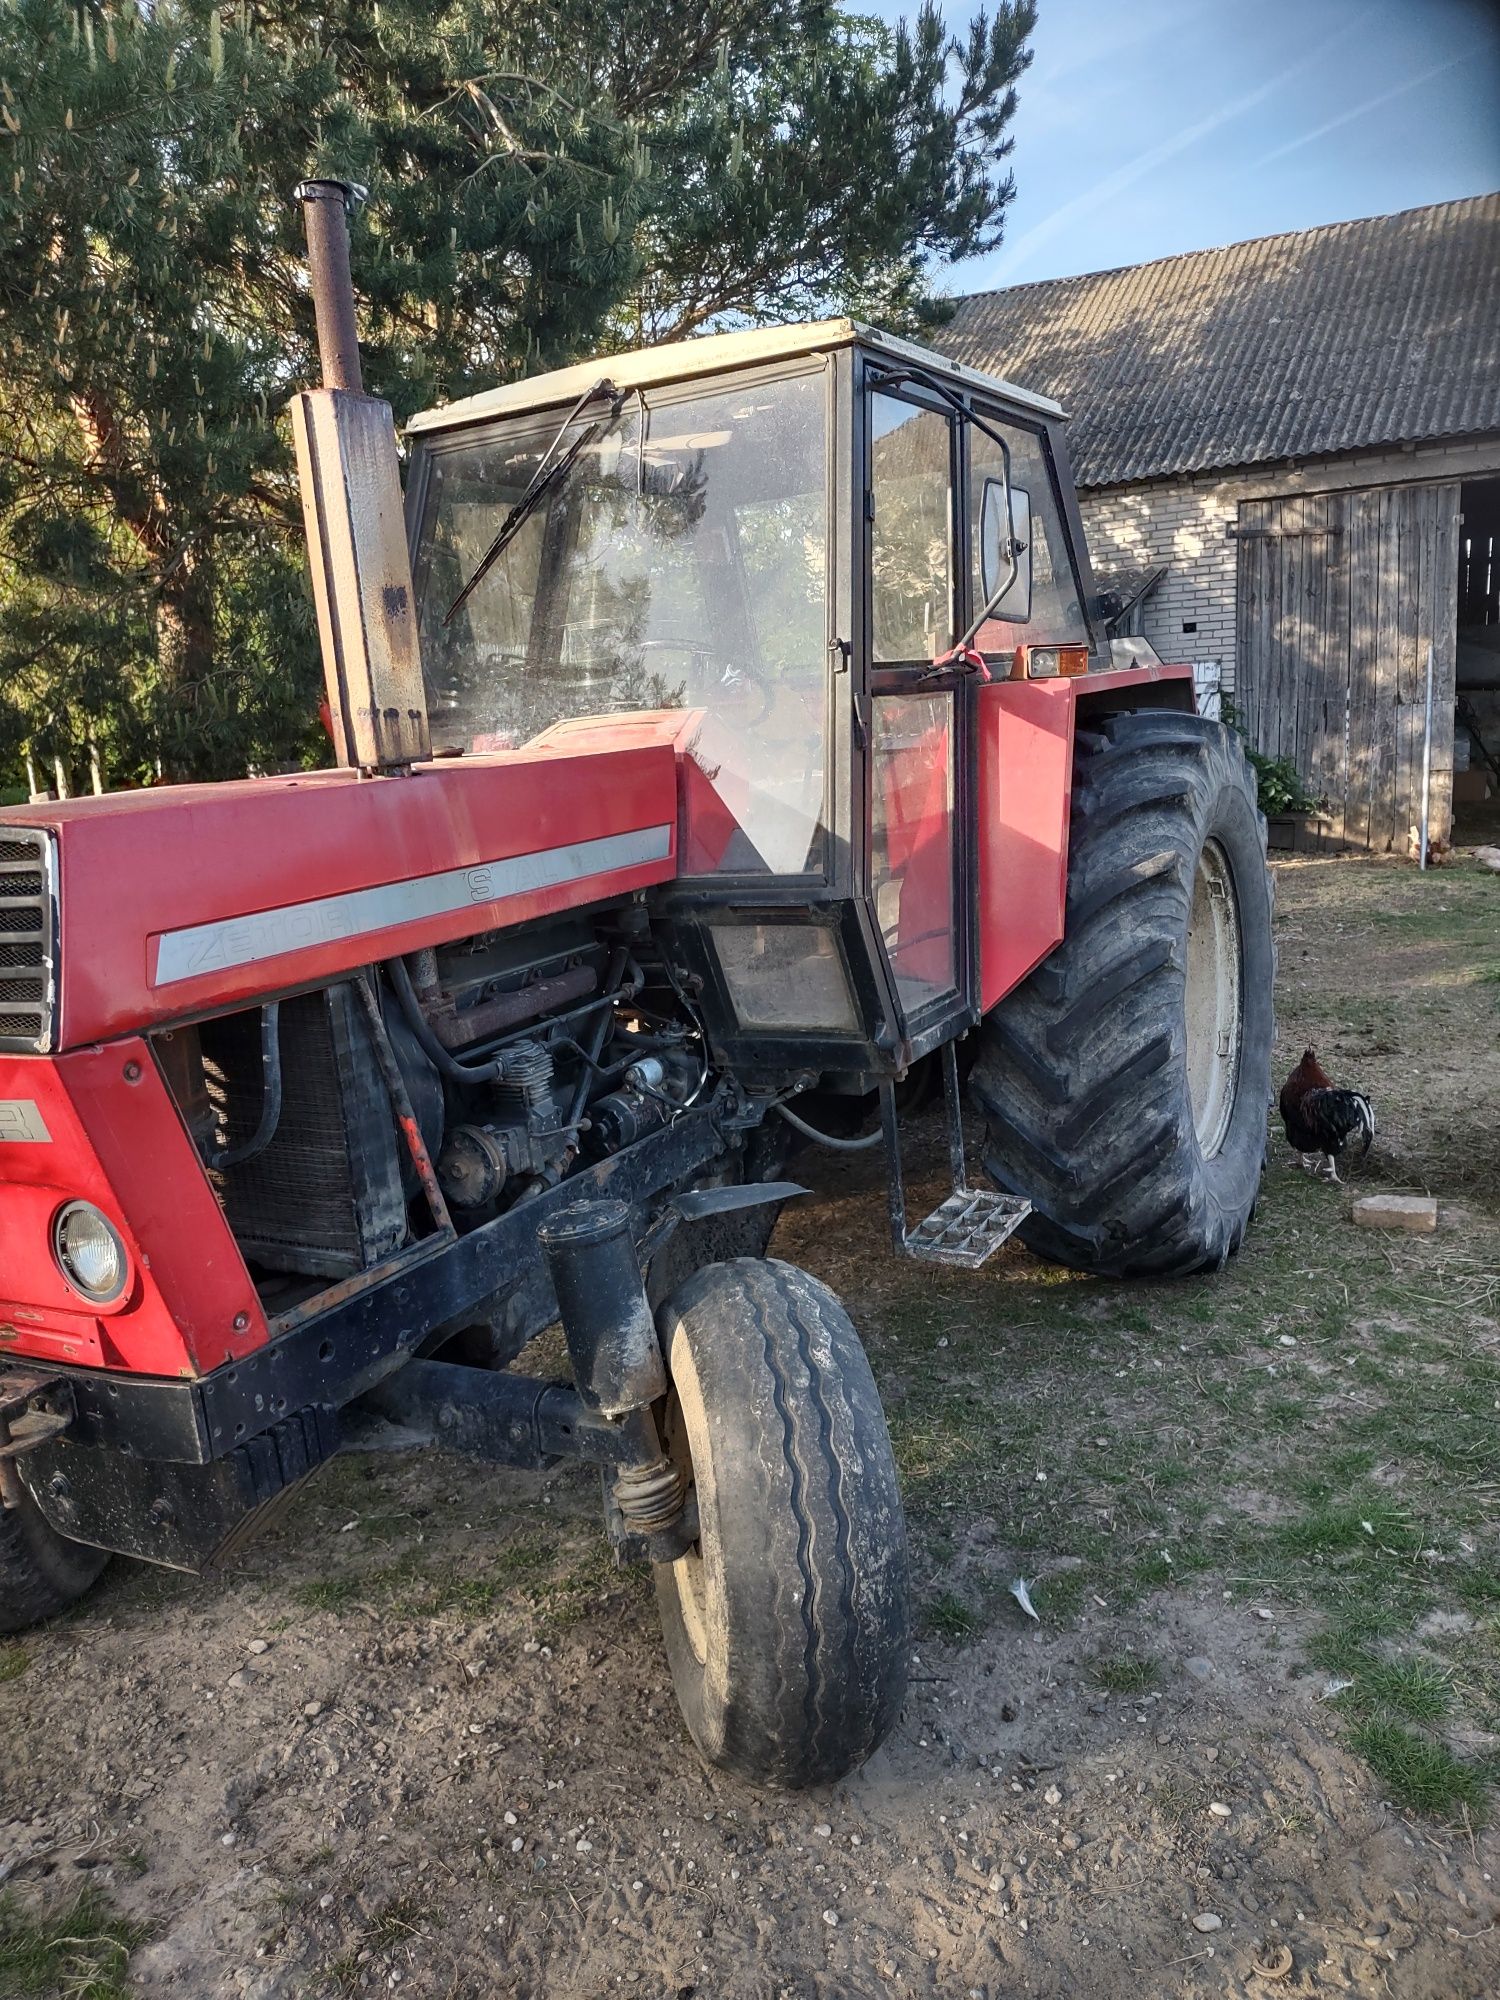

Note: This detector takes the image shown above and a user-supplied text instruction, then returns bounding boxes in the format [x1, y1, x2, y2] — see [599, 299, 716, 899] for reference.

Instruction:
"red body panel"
[878, 710, 956, 992]
[0, 744, 678, 1046]
[0, 1045, 262, 1377]
[530, 710, 745, 875]
[0, 667, 1195, 1381]
[978, 666, 1194, 1010]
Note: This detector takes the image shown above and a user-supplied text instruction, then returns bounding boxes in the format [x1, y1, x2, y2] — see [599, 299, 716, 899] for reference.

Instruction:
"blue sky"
[868, 0, 1500, 296]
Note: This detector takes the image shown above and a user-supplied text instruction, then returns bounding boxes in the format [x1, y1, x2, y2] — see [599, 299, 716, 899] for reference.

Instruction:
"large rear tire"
[0, 1484, 108, 1634]
[653, 1258, 908, 1787]
[970, 710, 1273, 1277]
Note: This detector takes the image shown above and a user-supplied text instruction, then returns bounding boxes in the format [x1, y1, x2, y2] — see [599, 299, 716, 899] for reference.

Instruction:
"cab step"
[879, 1041, 1031, 1268]
[905, 1186, 1031, 1268]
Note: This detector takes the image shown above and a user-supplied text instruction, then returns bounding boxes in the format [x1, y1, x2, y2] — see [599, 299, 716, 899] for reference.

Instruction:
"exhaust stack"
[290, 180, 429, 774]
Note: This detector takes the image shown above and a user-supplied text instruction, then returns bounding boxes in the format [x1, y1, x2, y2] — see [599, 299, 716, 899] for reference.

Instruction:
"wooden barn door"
[1236, 484, 1459, 850]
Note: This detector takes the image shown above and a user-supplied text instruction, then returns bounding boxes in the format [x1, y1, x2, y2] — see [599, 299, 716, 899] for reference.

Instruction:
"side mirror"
[980, 478, 1032, 624]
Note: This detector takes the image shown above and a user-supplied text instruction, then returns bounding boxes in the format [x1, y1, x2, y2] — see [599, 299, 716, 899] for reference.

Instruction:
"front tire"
[0, 1484, 108, 1634]
[970, 710, 1273, 1277]
[653, 1259, 908, 1787]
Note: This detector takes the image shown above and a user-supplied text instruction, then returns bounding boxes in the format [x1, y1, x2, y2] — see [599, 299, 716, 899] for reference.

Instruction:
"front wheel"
[0, 1483, 108, 1634]
[971, 710, 1274, 1277]
[653, 1259, 908, 1787]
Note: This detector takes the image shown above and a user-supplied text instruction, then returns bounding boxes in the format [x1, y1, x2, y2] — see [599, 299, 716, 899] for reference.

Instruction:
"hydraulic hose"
[773, 1099, 885, 1153]
[387, 954, 511, 1085]
[209, 1001, 284, 1169]
[567, 948, 630, 1131]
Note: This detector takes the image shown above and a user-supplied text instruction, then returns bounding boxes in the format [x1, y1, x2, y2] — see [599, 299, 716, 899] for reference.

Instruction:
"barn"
[940, 194, 1500, 853]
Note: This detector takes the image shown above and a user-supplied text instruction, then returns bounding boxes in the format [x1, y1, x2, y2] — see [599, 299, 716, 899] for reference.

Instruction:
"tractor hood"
[0, 740, 678, 1050]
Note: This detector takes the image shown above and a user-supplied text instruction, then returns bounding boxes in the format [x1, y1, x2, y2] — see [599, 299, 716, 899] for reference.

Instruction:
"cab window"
[969, 421, 1087, 651]
[413, 366, 830, 876]
[870, 393, 953, 664]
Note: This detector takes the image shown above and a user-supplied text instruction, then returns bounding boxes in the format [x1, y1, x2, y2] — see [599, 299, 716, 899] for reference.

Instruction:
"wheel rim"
[1185, 837, 1243, 1159]
[663, 1389, 713, 1668]
[673, 1547, 711, 1666]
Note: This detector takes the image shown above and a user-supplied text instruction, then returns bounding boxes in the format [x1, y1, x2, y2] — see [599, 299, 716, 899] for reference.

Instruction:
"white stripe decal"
[152, 824, 673, 986]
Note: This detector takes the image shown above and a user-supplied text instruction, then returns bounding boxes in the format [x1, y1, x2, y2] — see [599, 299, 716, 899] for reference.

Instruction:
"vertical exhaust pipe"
[298, 179, 365, 394]
[290, 180, 429, 775]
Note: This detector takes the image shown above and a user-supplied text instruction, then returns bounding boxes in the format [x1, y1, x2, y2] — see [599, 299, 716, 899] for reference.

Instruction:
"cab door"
[860, 376, 978, 1059]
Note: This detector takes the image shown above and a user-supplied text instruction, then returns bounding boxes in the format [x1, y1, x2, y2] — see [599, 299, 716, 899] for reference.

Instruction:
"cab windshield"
[413, 366, 830, 876]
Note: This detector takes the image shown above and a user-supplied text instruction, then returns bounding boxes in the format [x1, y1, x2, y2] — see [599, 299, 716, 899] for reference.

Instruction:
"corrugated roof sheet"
[939, 195, 1500, 489]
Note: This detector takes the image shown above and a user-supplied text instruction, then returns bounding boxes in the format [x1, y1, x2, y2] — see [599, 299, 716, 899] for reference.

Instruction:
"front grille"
[0, 829, 57, 1053]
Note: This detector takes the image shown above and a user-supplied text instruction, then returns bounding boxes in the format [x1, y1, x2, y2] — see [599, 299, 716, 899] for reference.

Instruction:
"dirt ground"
[3, 850, 1499, 1999]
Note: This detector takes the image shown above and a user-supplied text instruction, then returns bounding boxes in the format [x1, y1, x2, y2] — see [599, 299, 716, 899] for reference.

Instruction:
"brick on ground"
[1352, 1195, 1438, 1234]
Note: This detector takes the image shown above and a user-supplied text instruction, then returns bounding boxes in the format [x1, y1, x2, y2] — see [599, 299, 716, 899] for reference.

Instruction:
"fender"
[977, 663, 1196, 1009]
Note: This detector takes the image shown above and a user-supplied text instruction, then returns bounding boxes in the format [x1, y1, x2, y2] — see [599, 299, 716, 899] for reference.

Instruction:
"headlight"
[710, 922, 859, 1034]
[52, 1201, 128, 1304]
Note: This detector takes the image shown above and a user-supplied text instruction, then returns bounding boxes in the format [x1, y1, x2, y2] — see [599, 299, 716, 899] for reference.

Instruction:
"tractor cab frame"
[403, 323, 1102, 1094]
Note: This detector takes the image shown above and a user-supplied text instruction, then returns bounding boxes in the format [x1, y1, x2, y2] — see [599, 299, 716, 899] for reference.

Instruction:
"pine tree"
[0, 0, 1034, 788]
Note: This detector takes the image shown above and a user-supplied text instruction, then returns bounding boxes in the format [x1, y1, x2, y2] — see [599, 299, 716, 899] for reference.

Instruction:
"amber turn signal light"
[1010, 644, 1089, 680]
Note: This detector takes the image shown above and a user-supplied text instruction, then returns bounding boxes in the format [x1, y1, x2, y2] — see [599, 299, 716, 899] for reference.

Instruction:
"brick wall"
[1076, 437, 1500, 704]
[1080, 480, 1239, 693]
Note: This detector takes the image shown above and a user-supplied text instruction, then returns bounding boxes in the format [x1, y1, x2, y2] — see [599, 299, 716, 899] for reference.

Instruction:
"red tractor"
[0, 186, 1272, 1787]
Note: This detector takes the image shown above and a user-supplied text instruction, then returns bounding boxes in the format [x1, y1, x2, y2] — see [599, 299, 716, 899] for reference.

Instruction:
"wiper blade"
[443, 376, 620, 629]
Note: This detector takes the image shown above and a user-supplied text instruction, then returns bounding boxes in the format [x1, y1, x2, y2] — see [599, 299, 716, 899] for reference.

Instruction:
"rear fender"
[978, 664, 1195, 1010]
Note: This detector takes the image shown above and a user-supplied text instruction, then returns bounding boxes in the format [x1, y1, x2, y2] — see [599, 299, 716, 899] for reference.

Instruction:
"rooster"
[1279, 1047, 1375, 1182]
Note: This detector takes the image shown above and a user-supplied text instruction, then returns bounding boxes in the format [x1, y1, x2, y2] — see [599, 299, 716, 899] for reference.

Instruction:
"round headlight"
[52, 1201, 128, 1304]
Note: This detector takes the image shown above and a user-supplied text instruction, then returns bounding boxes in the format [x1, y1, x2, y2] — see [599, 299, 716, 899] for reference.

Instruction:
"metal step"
[904, 1187, 1031, 1268]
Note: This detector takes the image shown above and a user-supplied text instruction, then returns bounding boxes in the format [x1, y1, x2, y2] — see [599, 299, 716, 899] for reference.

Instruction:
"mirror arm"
[958, 539, 1019, 652]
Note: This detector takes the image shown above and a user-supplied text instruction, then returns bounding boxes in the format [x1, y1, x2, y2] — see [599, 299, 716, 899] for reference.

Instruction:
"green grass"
[1349, 1720, 1488, 1822]
[0, 1644, 28, 1684]
[0, 1888, 149, 2000]
[322, 1950, 361, 1997]
[925, 1590, 983, 1641]
[1308, 1627, 1455, 1724]
[366, 1895, 439, 1946]
[1088, 1652, 1161, 1696]
[1348, 1659, 1453, 1723]
[1274, 1498, 1418, 1560]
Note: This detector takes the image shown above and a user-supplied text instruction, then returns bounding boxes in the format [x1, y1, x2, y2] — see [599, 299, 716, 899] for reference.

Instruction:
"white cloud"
[1250, 58, 1462, 166]
[987, 18, 1360, 281]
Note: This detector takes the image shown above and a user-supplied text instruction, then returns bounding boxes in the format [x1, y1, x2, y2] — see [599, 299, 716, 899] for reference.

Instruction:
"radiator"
[200, 983, 406, 1280]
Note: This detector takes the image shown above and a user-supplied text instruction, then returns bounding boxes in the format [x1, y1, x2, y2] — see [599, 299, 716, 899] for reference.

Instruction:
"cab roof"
[406, 317, 1066, 438]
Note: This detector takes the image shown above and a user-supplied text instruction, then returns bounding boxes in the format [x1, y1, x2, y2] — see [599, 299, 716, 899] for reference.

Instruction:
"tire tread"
[971, 711, 1273, 1278]
[0, 1488, 107, 1635]
[655, 1257, 907, 1787]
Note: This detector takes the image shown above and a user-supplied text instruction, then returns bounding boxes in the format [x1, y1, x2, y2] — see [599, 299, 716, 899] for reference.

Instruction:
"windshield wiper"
[443, 376, 620, 628]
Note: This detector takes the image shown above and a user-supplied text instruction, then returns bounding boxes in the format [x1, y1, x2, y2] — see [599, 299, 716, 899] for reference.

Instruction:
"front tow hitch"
[0, 1367, 76, 1509]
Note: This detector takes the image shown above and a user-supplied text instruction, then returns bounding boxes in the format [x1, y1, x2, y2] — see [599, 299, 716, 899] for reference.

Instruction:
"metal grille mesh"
[201, 986, 406, 1280]
[0, 828, 54, 1052]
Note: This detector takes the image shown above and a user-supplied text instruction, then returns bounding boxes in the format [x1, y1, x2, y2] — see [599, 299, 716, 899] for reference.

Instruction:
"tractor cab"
[406, 322, 1099, 1087]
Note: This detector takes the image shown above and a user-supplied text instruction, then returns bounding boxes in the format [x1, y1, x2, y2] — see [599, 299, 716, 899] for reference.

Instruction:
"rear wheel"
[653, 1258, 908, 1787]
[970, 710, 1274, 1277]
[0, 1484, 108, 1634]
